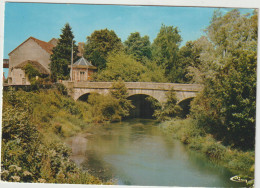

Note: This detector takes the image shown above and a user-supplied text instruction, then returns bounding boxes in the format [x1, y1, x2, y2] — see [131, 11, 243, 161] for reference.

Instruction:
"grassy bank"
[159, 119, 255, 182]
[1, 87, 112, 184]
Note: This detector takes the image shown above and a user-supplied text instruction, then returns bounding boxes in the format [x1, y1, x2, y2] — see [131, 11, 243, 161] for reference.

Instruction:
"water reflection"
[66, 119, 245, 187]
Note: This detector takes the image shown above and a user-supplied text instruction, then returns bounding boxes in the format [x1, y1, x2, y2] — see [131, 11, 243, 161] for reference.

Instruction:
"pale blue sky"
[3, 2, 254, 60]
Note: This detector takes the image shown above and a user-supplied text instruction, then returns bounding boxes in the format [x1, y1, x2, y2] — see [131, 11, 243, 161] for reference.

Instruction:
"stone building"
[69, 57, 97, 82]
[8, 37, 57, 85]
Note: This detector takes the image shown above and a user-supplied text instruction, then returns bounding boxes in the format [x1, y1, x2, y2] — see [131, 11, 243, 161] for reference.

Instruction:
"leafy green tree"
[94, 51, 167, 82]
[140, 59, 168, 83]
[185, 36, 215, 84]
[177, 37, 215, 83]
[191, 9, 257, 149]
[152, 24, 182, 82]
[94, 51, 146, 82]
[84, 29, 123, 70]
[124, 32, 152, 62]
[50, 23, 79, 81]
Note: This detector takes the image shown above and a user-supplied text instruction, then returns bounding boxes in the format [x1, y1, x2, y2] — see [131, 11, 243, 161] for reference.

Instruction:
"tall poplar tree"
[50, 23, 79, 81]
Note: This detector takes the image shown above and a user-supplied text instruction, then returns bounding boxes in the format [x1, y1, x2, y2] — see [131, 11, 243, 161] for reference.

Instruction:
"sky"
[3, 2, 255, 61]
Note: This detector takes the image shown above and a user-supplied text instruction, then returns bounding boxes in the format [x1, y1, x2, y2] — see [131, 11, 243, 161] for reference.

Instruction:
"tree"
[179, 37, 214, 83]
[50, 23, 79, 81]
[94, 51, 167, 83]
[152, 24, 182, 82]
[190, 9, 257, 149]
[124, 32, 152, 62]
[139, 59, 167, 83]
[94, 51, 146, 82]
[110, 79, 134, 119]
[84, 29, 123, 70]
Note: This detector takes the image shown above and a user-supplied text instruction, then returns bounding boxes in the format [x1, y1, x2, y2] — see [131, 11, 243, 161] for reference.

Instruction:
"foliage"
[159, 119, 255, 179]
[50, 23, 79, 81]
[56, 83, 68, 96]
[140, 59, 168, 82]
[177, 38, 210, 83]
[94, 51, 146, 82]
[84, 29, 123, 70]
[190, 9, 257, 149]
[153, 89, 182, 121]
[124, 32, 152, 62]
[23, 63, 41, 81]
[152, 24, 182, 82]
[22, 63, 51, 88]
[1, 89, 103, 184]
[86, 93, 121, 123]
[94, 51, 167, 82]
[85, 80, 134, 123]
[109, 79, 134, 118]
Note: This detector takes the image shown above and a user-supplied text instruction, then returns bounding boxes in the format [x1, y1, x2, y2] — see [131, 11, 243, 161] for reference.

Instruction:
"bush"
[56, 83, 68, 96]
[201, 136, 226, 160]
[153, 89, 182, 121]
[1, 89, 105, 184]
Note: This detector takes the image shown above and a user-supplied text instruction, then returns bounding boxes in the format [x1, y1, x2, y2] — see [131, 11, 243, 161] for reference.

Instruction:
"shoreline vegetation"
[1, 85, 255, 186]
[1, 87, 114, 184]
[159, 119, 255, 186]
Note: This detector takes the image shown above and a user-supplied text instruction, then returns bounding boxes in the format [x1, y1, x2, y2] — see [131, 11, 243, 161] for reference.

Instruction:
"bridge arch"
[177, 97, 194, 117]
[127, 94, 160, 119]
[78, 92, 100, 102]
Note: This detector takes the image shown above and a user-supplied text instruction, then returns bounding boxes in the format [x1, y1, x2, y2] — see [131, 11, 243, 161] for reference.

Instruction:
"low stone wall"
[62, 81, 203, 92]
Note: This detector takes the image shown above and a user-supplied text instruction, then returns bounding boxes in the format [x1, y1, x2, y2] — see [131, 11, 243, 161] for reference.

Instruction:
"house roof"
[48, 38, 58, 47]
[8, 37, 55, 56]
[14, 60, 49, 75]
[72, 57, 97, 69]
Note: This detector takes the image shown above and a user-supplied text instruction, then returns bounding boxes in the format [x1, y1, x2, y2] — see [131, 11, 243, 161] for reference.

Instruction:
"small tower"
[69, 57, 97, 82]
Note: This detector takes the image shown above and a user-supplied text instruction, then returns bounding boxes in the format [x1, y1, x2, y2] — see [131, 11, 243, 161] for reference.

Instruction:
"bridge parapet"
[63, 81, 203, 91]
[62, 81, 203, 103]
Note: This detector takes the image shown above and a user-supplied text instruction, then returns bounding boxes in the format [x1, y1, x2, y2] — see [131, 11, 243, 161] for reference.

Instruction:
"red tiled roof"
[8, 36, 55, 56]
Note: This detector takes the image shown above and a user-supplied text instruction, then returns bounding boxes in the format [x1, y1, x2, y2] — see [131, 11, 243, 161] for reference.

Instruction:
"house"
[3, 59, 9, 68]
[69, 57, 97, 82]
[7, 37, 57, 85]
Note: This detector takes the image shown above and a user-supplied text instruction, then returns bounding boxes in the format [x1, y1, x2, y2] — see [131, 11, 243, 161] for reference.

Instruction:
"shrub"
[201, 136, 226, 160]
[153, 89, 182, 121]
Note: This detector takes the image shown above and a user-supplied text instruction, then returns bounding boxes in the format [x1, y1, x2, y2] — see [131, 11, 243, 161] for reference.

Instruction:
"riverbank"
[1, 88, 112, 184]
[159, 118, 255, 185]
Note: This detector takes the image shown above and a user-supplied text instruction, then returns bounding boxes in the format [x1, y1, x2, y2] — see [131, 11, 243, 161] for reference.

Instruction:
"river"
[66, 119, 245, 187]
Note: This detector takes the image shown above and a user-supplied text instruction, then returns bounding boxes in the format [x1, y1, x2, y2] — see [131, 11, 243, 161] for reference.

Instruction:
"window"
[80, 71, 85, 81]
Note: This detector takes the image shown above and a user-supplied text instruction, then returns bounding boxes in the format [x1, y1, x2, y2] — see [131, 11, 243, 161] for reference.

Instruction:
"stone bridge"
[62, 81, 203, 104]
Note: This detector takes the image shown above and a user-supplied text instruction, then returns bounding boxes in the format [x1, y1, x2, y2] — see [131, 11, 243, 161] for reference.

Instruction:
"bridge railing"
[62, 81, 203, 92]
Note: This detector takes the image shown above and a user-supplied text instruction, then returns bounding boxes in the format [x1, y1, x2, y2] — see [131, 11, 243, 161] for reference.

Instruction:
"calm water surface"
[66, 119, 245, 187]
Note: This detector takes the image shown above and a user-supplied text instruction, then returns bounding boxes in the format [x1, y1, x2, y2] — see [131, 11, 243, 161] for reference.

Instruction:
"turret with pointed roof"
[69, 57, 97, 82]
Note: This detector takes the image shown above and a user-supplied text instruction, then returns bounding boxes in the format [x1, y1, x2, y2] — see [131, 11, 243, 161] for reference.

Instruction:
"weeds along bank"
[1, 87, 114, 184]
[159, 119, 255, 184]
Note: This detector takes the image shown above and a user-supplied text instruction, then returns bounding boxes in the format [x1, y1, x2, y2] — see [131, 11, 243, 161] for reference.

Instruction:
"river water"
[66, 119, 245, 187]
